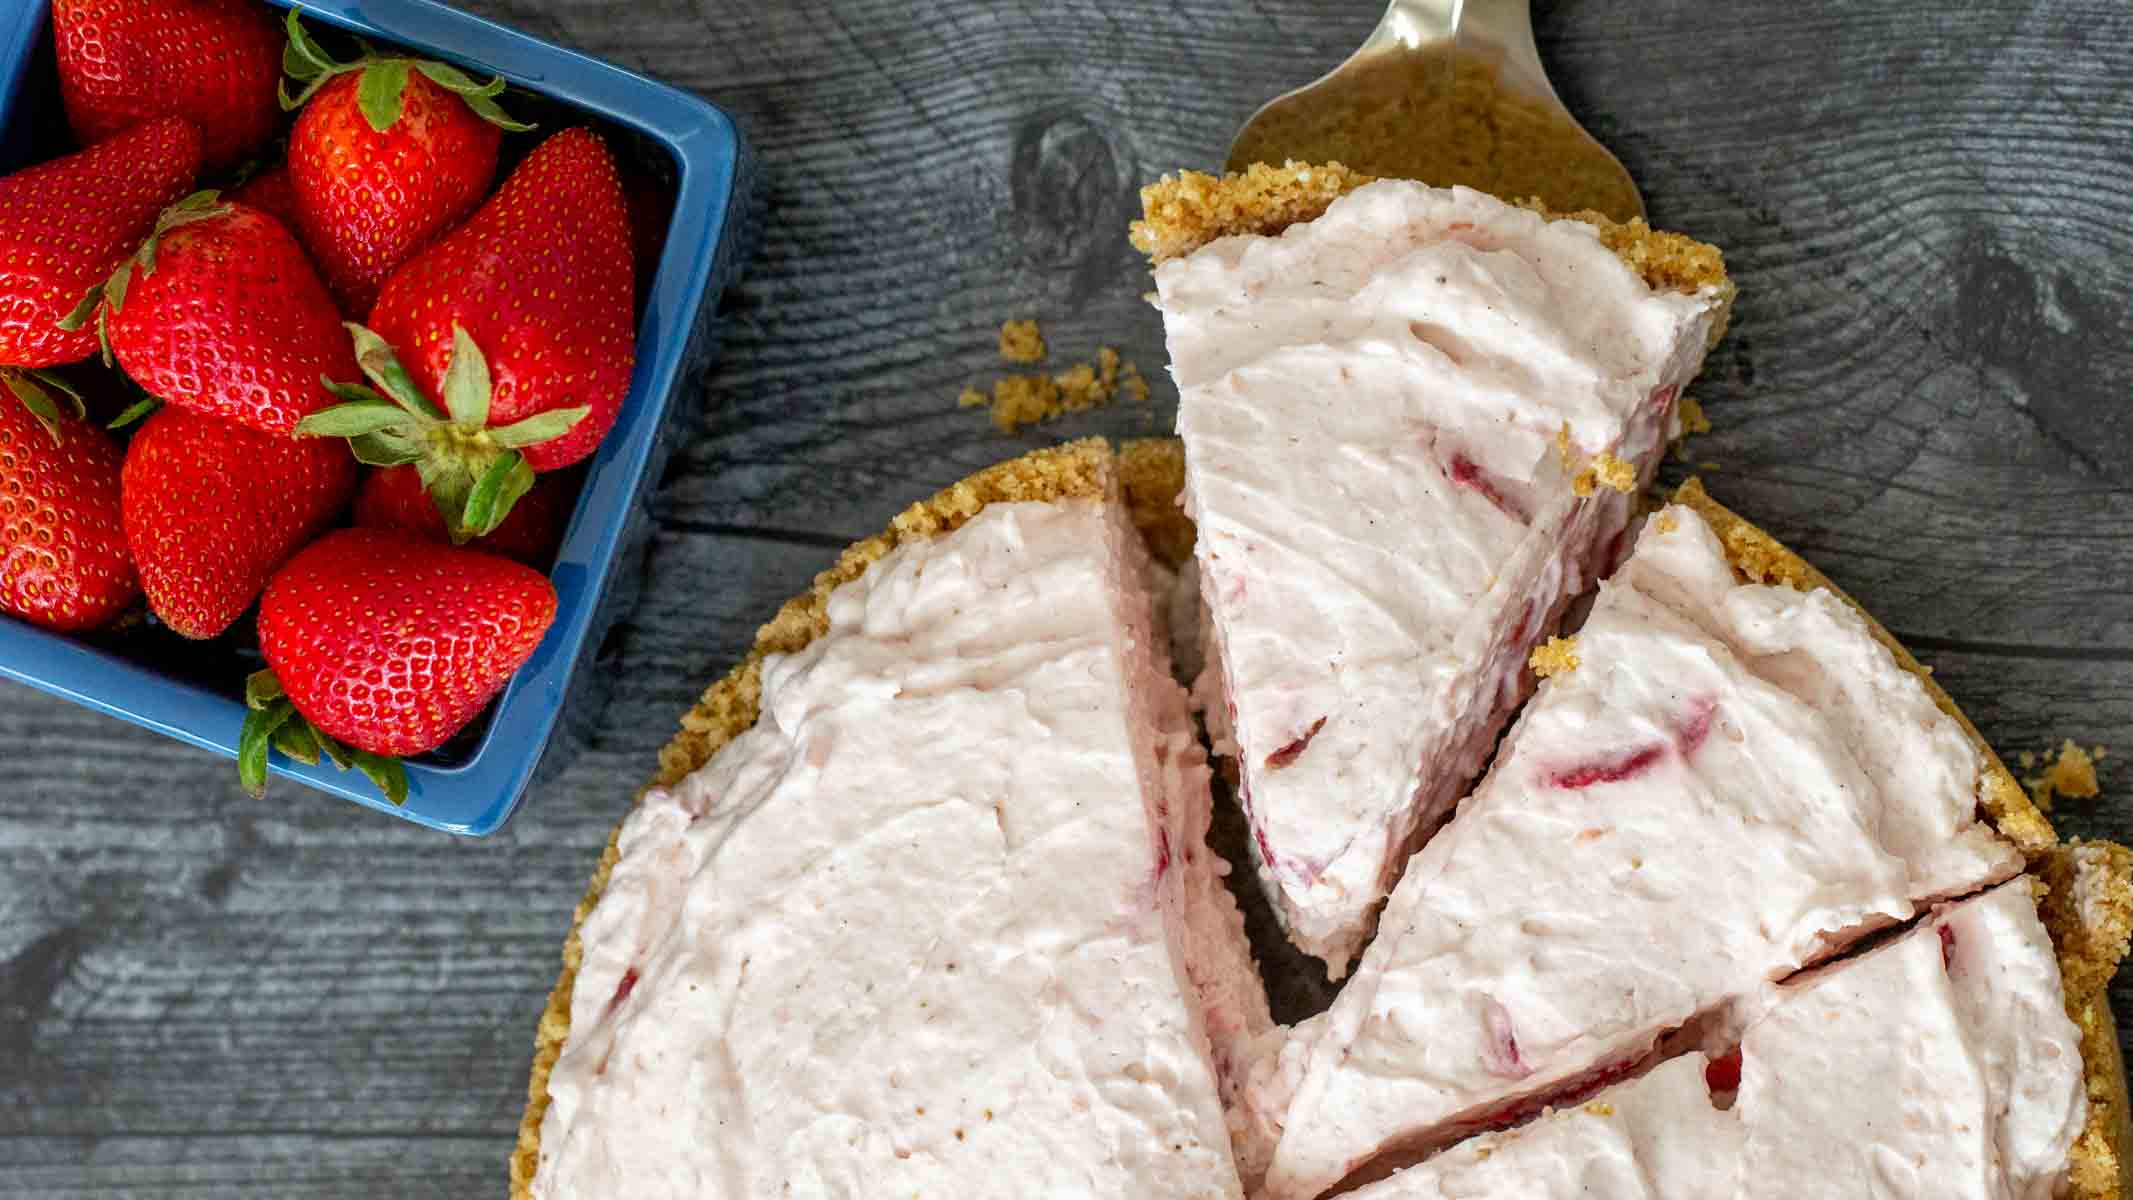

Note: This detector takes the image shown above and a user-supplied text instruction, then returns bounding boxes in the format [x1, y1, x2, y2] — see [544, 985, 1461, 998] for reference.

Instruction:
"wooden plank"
[3, 0, 2131, 1194]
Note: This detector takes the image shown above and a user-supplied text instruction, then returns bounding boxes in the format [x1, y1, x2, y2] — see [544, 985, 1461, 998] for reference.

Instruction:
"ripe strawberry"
[121, 407, 357, 640]
[298, 130, 634, 539]
[618, 164, 674, 312]
[0, 391, 137, 632]
[226, 164, 301, 230]
[281, 11, 529, 315]
[73, 194, 356, 436]
[51, 0, 281, 172]
[353, 463, 571, 568]
[0, 117, 200, 371]
[239, 527, 558, 801]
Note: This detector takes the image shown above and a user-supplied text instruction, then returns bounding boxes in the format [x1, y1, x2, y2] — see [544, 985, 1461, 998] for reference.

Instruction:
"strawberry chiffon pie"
[516, 164, 2133, 1200]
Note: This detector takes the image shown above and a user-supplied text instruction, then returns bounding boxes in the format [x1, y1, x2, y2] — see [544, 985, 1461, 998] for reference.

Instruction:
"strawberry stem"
[279, 10, 532, 133]
[235, 669, 410, 805]
[300, 323, 585, 540]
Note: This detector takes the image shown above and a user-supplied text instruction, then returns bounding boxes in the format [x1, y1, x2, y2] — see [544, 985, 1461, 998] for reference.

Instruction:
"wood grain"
[4, 0, 2132, 1194]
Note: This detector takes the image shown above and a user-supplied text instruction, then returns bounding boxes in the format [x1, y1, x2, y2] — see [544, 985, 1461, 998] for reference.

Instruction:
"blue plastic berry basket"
[0, 0, 751, 833]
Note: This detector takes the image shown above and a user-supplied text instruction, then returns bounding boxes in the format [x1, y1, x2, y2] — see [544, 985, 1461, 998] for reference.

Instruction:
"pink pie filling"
[1252, 503, 2024, 1200]
[1155, 181, 1730, 976]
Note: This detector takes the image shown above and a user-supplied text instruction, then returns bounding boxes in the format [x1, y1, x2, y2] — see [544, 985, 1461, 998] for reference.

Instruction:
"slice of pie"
[511, 441, 1277, 1199]
[1341, 860, 2131, 1200]
[1249, 483, 2068, 1200]
[1135, 164, 1736, 976]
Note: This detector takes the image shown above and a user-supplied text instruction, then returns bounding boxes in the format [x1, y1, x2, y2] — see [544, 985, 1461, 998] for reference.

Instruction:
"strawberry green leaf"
[272, 719, 322, 767]
[284, 9, 343, 75]
[348, 431, 427, 468]
[106, 396, 159, 431]
[412, 61, 533, 131]
[422, 457, 478, 535]
[313, 729, 353, 772]
[460, 450, 533, 539]
[4, 373, 67, 445]
[56, 282, 104, 332]
[486, 405, 591, 450]
[296, 400, 416, 439]
[357, 59, 412, 133]
[282, 39, 324, 83]
[461, 90, 536, 134]
[411, 60, 483, 94]
[440, 324, 492, 429]
[238, 699, 297, 799]
[345, 324, 442, 419]
[350, 751, 410, 807]
[154, 191, 230, 239]
[105, 259, 133, 316]
[30, 370, 87, 421]
[244, 669, 285, 712]
[322, 379, 391, 407]
[6, 370, 87, 442]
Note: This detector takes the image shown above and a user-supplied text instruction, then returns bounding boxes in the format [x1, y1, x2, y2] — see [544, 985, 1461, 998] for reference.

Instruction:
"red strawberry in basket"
[226, 164, 302, 231]
[280, 11, 531, 314]
[121, 407, 357, 640]
[51, 0, 282, 172]
[354, 463, 571, 569]
[299, 129, 635, 540]
[71, 194, 356, 436]
[238, 527, 558, 802]
[0, 118, 200, 374]
[0, 391, 137, 632]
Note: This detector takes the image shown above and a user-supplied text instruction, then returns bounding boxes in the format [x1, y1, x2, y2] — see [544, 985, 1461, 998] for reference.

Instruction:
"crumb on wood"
[1678, 394, 1712, 435]
[1530, 636, 1580, 678]
[986, 374, 1061, 433]
[962, 340, 1149, 433]
[999, 319, 1046, 364]
[2025, 739, 2103, 811]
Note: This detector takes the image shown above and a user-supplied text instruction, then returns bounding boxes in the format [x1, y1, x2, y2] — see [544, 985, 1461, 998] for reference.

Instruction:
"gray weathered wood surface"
[6, 0, 2133, 1195]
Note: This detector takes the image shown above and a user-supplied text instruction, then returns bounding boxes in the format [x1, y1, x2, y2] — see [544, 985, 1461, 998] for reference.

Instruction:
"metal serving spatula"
[1227, 0, 1645, 222]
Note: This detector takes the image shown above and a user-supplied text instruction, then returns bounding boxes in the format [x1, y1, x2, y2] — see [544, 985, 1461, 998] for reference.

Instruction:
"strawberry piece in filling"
[1704, 1045, 1744, 1096]
[1266, 716, 1329, 769]
[1479, 999, 1531, 1079]
[606, 967, 640, 1016]
[1547, 744, 1667, 791]
[1444, 454, 1519, 521]
[1546, 699, 1720, 790]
